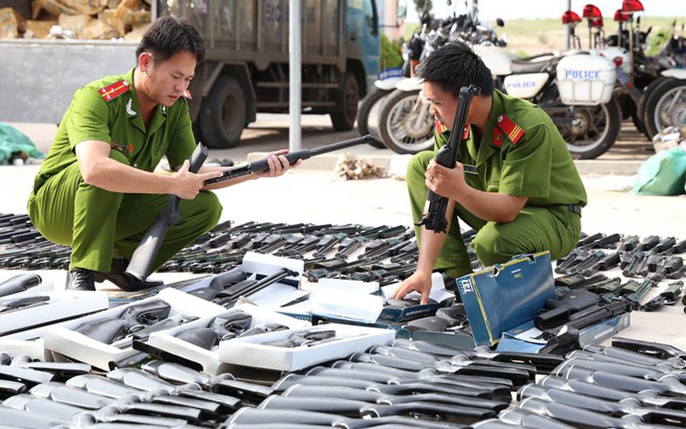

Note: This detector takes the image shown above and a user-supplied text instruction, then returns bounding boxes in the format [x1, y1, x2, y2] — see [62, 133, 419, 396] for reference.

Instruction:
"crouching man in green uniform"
[393, 42, 587, 304]
[27, 16, 294, 291]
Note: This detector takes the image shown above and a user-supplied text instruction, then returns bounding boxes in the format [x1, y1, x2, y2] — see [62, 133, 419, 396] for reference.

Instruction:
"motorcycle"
[639, 20, 686, 139]
[368, 2, 507, 154]
[604, 0, 686, 140]
[478, 45, 623, 159]
[356, 20, 426, 149]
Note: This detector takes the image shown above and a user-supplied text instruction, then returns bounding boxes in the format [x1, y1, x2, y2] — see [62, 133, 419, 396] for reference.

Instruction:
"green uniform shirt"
[434, 90, 587, 208]
[33, 68, 196, 193]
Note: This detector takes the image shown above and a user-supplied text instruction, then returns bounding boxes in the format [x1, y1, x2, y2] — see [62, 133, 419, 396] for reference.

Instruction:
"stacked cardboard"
[0, 0, 150, 40]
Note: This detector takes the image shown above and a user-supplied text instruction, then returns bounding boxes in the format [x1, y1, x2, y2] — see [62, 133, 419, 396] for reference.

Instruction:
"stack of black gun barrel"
[552, 232, 686, 313]
[3, 336, 686, 428]
[0, 213, 485, 285]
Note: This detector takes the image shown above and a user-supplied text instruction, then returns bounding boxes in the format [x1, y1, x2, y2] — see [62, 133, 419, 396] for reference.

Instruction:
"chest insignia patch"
[496, 114, 525, 144]
[111, 140, 133, 154]
[125, 99, 137, 117]
[98, 80, 130, 102]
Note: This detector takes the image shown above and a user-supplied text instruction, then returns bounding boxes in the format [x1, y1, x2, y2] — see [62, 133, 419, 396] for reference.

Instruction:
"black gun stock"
[284, 382, 508, 411]
[203, 134, 375, 185]
[0, 273, 42, 298]
[518, 384, 686, 425]
[419, 85, 479, 233]
[75, 299, 171, 344]
[612, 336, 686, 360]
[258, 394, 497, 423]
[126, 142, 208, 281]
[540, 375, 686, 411]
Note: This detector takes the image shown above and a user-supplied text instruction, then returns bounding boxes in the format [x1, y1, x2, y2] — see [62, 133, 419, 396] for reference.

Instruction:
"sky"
[406, 0, 686, 21]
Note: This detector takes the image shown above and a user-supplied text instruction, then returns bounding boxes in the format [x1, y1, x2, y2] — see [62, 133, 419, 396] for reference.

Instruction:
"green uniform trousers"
[27, 150, 222, 273]
[407, 151, 581, 278]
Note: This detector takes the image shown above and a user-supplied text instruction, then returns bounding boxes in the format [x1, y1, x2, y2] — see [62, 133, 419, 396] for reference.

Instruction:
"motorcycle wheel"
[356, 87, 391, 149]
[373, 89, 435, 154]
[642, 78, 686, 139]
[558, 97, 623, 160]
[636, 75, 671, 140]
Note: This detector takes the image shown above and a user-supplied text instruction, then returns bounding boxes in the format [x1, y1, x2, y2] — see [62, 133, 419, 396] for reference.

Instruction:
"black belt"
[567, 204, 582, 216]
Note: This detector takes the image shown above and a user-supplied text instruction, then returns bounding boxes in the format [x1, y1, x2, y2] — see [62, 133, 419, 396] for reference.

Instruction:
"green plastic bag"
[631, 148, 686, 196]
[0, 123, 45, 165]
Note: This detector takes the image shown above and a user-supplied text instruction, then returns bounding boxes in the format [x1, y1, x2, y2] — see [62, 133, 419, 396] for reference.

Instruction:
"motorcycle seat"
[510, 53, 558, 74]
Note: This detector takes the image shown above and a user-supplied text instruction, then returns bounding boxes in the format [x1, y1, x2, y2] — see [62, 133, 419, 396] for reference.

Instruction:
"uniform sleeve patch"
[98, 80, 130, 102]
[496, 114, 525, 144]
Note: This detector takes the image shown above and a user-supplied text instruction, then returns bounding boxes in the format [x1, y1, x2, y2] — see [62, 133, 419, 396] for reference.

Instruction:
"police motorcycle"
[639, 18, 686, 139]
[601, 0, 686, 141]
[367, 0, 507, 154]
[356, 12, 427, 149]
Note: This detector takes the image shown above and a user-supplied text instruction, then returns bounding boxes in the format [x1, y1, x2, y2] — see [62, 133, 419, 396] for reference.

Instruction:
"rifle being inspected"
[125, 135, 374, 284]
[419, 85, 479, 233]
[204, 134, 375, 185]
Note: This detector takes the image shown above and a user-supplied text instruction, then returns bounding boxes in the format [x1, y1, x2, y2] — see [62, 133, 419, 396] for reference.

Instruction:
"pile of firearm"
[556, 233, 686, 283]
[0, 212, 486, 288]
[0, 335, 565, 428]
[477, 337, 686, 429]
[533, 232, 686, 355]
[0, 214, 71, 270]
[1, 325, 686, 428]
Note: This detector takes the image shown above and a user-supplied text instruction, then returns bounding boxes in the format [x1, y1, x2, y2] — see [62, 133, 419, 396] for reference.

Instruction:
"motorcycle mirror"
[420, 11, 432, 26]
[496, 18, 505, 27]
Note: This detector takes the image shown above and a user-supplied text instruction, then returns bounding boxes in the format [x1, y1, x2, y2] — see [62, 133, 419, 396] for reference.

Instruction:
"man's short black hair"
[417, 42, 494, 97]
[136, 16, 205, 64]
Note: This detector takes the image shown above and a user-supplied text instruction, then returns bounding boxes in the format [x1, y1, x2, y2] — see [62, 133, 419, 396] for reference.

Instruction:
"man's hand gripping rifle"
[203, 134, 375, 185]
[418, 85, 479, 233]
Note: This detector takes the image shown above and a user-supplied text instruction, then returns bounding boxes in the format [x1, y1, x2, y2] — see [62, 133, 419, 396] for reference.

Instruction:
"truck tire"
[642, 77, 686, 140]
[330, 72, 360, 131]
[199, 75, 246, 149]
[356, 87, 390, 148]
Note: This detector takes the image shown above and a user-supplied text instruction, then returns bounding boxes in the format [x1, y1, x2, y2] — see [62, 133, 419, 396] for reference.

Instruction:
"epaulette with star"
[494, 114, 525, 147]
[98, 80, 130, 102]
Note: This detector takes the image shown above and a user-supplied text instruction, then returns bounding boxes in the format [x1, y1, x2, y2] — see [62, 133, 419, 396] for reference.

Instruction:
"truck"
[0, 0, 398, 148]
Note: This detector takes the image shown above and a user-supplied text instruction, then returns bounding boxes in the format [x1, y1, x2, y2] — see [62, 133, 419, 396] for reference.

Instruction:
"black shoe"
[93, 259, 163, 292]
[66, 269, 96, 291]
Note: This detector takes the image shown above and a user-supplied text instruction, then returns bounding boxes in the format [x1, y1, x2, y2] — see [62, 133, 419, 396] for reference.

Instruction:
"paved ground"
[3, 115, 686, 350]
